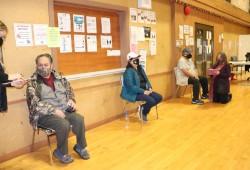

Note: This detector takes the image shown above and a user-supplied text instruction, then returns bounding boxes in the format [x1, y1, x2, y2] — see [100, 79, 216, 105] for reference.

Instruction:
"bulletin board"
[54, 3, 121, 75]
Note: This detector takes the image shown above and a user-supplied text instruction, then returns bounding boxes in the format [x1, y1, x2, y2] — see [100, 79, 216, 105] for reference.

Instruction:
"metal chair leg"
[46, 132, 53, 166]
[140, 104, 143, 126]
[31, 129, 36, 152]
[183, 85, 188, 96]
[190, 85, 193, 98]
[155, 105, 158, 119]
[175, 86, 180, 98]
[120, 101, 128, 120]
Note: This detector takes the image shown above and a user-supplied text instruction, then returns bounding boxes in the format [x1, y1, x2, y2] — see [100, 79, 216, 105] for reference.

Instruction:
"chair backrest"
[174, 67, 180, 85]
[174, 67, 187, 86]
[120, 75, 124, 87]
[245, 52, 250, 61]
[231, 56, 238, 61]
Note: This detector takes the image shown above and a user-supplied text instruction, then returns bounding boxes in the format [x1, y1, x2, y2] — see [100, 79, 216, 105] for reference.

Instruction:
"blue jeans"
[136, 91, 162, 115]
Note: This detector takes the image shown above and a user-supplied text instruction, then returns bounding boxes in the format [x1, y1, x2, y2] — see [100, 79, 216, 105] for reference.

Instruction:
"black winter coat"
[0, 63, 11, 111]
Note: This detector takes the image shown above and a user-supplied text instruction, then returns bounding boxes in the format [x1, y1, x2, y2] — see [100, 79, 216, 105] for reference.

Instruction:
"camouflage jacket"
[26, 70, 75, 129]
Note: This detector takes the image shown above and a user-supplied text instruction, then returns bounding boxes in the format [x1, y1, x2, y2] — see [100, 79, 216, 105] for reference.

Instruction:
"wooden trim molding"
[175, 0, 250, 27]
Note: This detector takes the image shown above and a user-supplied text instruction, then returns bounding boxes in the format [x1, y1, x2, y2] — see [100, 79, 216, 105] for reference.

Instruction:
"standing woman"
[0, 20, 25, 112]
[212, 51, 232, 104]
[120, 52, 162, 122]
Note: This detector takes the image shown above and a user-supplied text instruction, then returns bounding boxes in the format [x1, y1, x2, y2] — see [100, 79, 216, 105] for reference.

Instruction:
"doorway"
[195, 23, 214, 76]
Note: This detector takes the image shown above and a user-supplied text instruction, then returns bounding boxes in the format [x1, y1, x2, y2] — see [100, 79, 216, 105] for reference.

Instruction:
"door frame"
[195, 23, 214, 76]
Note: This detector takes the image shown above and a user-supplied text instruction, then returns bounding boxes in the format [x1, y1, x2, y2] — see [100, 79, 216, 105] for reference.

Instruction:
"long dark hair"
[217, 51, 228, 64]
[126, 60, 134, 68]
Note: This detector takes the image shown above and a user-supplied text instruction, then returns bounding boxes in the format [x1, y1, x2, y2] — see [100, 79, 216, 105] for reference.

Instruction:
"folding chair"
[32, 124, 56, 166]
[173, 67, 193, 98]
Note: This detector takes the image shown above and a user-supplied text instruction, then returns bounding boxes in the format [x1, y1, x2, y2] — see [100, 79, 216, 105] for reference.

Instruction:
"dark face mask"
[133, 58, 139, 65]
[0, 37, 3, 47]
[217, 59, 222, 63]
[186, 54, 192, 59]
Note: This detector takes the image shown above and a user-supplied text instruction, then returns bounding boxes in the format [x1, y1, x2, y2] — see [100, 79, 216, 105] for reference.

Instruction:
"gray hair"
[35, 53, 53, 64]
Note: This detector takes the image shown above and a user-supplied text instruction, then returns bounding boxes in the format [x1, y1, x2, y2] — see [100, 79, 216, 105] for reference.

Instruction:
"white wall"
[231, 0, 249, 13]
[238, 35, 250, 60]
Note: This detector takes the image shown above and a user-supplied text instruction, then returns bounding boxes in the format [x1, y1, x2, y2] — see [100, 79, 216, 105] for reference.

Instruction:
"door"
[195, 23, 214, 76]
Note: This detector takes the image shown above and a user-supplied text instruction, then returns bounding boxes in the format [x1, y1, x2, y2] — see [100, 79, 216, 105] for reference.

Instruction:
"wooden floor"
[1, 78, 250, 170]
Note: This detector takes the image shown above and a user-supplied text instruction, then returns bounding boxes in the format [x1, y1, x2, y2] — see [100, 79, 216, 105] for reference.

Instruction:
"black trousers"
[188, 76, 208, 100]
[38, 112, 87, 155]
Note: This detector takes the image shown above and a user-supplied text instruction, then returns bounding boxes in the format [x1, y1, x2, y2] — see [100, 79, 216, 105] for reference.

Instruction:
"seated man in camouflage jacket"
[26, 53, 90, 164]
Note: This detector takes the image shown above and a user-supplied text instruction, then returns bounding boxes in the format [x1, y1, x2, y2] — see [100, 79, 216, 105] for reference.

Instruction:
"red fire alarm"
[184, 4, 190, 15]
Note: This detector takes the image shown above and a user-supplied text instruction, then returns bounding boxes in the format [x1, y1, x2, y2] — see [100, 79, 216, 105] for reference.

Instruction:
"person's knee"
[194, 79, 199, 84]
[157, 95, 162, 104]
[58, 121, 70, 132]
[145, 98, 155, 107]
[220, 97, 229, 104]
[72, 113, 84, 125]
[76, 115, 84, 124]
[203, 77, 208, 83]
[191, 79, 200, 87]
[221, 94, 232, 104]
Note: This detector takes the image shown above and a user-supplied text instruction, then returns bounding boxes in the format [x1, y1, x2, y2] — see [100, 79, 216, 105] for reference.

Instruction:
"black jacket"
[0, 63, 11, 111]
[212, 63, 231, 94]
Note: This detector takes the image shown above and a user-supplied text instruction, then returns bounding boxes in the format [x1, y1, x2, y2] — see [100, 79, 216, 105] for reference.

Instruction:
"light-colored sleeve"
[178, 58, 186, 70]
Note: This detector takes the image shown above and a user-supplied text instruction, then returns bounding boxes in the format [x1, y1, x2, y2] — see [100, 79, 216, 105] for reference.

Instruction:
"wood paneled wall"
[173, 2, 223, 64]
[173, 2, 250, 65]
[179, 0, 250, 27]
[0, 0, 172, 162]
[0, 0, 249, 163]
